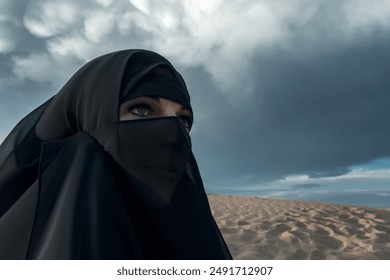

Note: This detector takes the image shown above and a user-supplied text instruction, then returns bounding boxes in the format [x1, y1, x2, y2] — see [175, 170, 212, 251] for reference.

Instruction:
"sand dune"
[208, 195, 390, 260]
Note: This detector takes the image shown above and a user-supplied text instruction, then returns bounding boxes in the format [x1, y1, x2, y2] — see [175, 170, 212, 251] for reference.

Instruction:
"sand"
[208, 194, 390, 260]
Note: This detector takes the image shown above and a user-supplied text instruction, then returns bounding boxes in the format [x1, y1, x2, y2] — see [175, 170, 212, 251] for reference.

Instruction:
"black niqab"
[0, 49, 231, 259]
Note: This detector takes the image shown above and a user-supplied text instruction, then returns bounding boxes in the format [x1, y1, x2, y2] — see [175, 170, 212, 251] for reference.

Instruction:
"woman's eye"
[178, 116, 192, 131]
[129, 104, 152, 117]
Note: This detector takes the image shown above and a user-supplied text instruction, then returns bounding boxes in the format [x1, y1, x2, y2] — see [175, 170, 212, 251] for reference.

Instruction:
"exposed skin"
[119, 96, 193, 131]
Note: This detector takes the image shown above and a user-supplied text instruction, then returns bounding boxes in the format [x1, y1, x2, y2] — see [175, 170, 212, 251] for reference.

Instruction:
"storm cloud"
[1, 0, 390, 193]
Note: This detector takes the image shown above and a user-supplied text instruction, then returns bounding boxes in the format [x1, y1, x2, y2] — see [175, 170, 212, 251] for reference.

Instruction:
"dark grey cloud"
[1, 0, 390, 193]
[191, 36, 390, 187]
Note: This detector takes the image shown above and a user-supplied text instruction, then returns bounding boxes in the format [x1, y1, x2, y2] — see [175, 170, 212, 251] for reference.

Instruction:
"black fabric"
[91, 117, 191, 208]
[26, 132, 141, 259]
[35, 50, 192, 141]
[0, 49, 231, 259]
[0, 98, 52, 217]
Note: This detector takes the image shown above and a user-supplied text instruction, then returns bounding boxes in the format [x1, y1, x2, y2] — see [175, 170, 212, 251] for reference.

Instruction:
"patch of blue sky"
[352, 157, 390, 170]
[208, 185, 390, 208]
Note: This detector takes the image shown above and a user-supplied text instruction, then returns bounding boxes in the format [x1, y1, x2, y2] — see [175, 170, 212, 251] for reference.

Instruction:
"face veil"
[0, 49, 232, 259]
[36, 50, 193, 208]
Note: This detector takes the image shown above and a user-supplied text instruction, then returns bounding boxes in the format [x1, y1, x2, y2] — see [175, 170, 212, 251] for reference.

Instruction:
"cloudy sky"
[1, 0, 390, 207]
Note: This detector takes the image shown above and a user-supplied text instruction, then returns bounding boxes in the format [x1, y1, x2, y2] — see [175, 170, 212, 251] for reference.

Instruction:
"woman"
[0, 49, 232, 259]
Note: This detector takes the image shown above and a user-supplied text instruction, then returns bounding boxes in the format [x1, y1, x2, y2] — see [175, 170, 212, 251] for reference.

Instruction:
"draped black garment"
[0, 49, 232, 259]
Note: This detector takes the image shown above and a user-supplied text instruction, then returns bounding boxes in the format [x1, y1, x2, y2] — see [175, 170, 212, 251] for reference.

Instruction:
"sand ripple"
[208, 195, 390, 260]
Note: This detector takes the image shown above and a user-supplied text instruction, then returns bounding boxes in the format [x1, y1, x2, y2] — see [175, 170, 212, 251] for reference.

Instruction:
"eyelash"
[127, 103, 193, 131]
[178, 115, 192, 131]
[128, 103, 152, 117]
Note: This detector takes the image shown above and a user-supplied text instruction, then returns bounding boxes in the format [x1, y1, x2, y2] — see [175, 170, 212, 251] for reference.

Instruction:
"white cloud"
[12, 52, 81, 89]
[129, 0, 152, 15]
[267, 168, 390, 189]
[124, 0, 390, 98]
[93, 0, 114, 8]
[0, 40, 13, 53]
[23, 1, 80, 38]
[334, 168, 390, 180]
[0, 25, 16, 53]
[0, 17, 22, 53]
[47, 34, 94, 61]
[5, 0, 390, 97]
[343, 0, 390, 34]
[84, 11, 115, 43]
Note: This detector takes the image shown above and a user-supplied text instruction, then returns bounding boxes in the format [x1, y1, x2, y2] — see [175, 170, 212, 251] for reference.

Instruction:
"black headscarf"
[0, 49, 231, 259]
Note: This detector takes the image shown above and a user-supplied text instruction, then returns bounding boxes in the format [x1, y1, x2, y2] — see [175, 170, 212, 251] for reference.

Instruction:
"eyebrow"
[149, 96, 191, 114]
